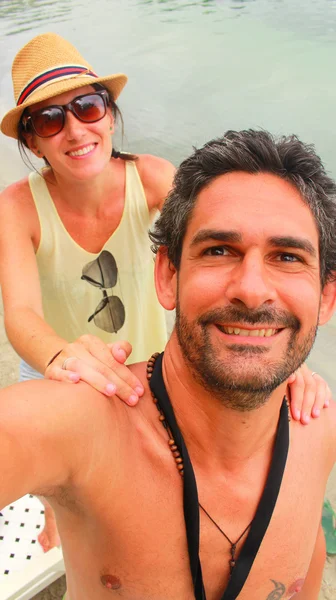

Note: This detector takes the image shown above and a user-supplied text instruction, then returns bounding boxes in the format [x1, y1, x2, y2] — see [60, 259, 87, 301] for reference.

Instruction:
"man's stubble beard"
[175, 301, 317, 412]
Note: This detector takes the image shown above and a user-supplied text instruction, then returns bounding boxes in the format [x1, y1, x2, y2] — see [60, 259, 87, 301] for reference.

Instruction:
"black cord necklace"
[198, 504, 252, 574]
[148, 352, 290, 600]
[147, 353, 254, 575]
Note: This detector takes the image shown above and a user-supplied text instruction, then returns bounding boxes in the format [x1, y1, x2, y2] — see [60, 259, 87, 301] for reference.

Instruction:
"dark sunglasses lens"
[93, 295, 125, 333]
[73, 94, 106, 123]
[32, 107, 64, 137]
[82, 250, 117, 288]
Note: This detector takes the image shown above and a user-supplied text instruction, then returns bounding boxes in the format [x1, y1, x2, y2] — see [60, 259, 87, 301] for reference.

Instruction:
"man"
[1, 129, 335, 599]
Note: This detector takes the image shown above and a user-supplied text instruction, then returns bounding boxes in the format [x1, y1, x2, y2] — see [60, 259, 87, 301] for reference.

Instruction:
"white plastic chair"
[0, 495, 65, 600]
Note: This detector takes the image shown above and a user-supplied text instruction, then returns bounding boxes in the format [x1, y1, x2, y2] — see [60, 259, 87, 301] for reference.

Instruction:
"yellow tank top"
[29, 161, 167, 363]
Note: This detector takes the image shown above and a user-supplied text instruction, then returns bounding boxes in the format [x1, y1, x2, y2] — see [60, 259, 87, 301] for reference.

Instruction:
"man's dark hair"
[150, 129, 336, 285]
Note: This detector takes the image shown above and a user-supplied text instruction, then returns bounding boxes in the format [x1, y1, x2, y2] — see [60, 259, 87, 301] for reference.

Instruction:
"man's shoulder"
[317, 398, 336, 447]
[129, 360, 147, 379]
[0, 379, 116, 432]
[291, 398, 336, 468]
[326, 398, 336, 461]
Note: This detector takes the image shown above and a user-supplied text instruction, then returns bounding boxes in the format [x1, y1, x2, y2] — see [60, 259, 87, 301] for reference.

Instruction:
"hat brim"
[0, 72, 128, 139]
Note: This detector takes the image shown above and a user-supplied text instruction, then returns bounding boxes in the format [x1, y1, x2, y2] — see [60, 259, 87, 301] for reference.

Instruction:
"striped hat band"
[17, 65, 98, 106]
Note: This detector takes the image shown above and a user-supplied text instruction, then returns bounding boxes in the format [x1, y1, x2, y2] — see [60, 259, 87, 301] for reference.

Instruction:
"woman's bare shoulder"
[0, 174, 41, 215]
[0, 176, 32, 208]
[136, 154, 176, 211]
[0, 176, 40, 240]
[136, 153, 175, 169]
[136, 153, 176, 182]
[1, 175, 30, 195]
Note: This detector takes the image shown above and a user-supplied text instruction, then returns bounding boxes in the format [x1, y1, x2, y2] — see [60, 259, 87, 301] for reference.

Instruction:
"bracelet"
[46, 349, 63, 368]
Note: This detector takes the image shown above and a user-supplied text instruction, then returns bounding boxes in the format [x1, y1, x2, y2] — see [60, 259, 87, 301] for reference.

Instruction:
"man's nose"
[225, 251, 277, 309]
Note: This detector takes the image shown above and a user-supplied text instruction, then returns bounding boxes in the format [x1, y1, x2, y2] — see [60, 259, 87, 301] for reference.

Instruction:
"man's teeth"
[222, 327, 277, 337]
[68, 144, 95, 157]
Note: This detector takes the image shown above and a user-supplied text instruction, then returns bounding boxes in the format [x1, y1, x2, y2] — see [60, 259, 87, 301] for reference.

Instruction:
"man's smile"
[214, 323, 284, 343]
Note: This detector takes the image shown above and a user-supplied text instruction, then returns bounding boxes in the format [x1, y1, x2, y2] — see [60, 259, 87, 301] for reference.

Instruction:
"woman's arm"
[0, 181, 68, 373]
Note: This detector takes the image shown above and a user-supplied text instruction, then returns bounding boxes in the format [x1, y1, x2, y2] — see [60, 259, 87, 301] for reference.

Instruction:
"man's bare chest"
[54, 449, 325, 600]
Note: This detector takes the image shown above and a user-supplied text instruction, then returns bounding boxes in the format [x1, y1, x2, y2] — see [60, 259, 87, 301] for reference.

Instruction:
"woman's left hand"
[287, 363, 331, 424]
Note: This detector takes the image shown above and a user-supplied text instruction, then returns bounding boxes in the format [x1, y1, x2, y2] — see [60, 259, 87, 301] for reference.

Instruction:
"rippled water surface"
[2, 0, 336, 166]
[0, 0, 335, 387]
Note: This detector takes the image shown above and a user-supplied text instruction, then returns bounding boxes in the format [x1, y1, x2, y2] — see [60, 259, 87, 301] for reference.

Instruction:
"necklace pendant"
[229, 544, 236, 574]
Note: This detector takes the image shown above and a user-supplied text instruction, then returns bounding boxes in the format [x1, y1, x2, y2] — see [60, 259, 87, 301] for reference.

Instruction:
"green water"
[0, 0, 335, 391]
[2, 0, 336, 168]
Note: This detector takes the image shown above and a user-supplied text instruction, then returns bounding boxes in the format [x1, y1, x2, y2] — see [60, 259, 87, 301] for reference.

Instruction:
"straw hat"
[1, 33, 128, 139]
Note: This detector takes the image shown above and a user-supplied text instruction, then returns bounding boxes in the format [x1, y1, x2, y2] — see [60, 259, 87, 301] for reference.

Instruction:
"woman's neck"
[44, 158, 124, 215]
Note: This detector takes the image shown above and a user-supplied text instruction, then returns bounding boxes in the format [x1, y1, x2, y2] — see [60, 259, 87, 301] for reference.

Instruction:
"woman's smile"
[66, 143, 97, 158]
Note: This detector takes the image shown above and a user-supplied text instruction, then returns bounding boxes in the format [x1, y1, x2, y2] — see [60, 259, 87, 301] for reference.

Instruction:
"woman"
[0, 33, 331, 551]
[0, 32, 175, 401]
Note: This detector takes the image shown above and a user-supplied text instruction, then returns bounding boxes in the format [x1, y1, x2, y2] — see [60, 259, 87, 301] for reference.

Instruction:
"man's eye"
[204, 246, 229, 256]
[276, 253, 301, 263]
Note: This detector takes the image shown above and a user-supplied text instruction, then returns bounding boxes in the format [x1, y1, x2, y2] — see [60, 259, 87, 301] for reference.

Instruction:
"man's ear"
[154, 247, 177, 310]
[318, 277, 336, 325]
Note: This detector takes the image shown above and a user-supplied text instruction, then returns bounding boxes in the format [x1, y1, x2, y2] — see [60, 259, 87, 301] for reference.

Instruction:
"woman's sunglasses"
[81, 250, 125, 334]
[22, 90, 109, 138]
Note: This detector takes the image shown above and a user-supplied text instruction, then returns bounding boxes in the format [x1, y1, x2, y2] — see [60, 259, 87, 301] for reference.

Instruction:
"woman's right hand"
[44, 335, 144, 405]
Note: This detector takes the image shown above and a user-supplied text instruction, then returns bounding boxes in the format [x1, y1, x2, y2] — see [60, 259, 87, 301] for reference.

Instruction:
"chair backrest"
[0, 546, 64, 600]
[0, 495, 65, 600]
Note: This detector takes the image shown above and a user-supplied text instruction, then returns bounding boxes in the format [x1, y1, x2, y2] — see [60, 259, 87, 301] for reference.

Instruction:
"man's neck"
[161, 335, 288, 473]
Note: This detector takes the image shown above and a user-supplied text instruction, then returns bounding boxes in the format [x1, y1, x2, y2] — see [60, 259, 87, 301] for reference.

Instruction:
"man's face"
[173, 172, 325, 410]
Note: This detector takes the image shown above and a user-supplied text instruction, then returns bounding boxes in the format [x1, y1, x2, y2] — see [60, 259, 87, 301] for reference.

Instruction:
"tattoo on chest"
[266, 579, 286, 599]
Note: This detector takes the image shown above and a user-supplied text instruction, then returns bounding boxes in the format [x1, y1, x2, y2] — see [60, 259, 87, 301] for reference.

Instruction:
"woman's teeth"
[221, 326, 277, 337]
[68, 144, 95, 157]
